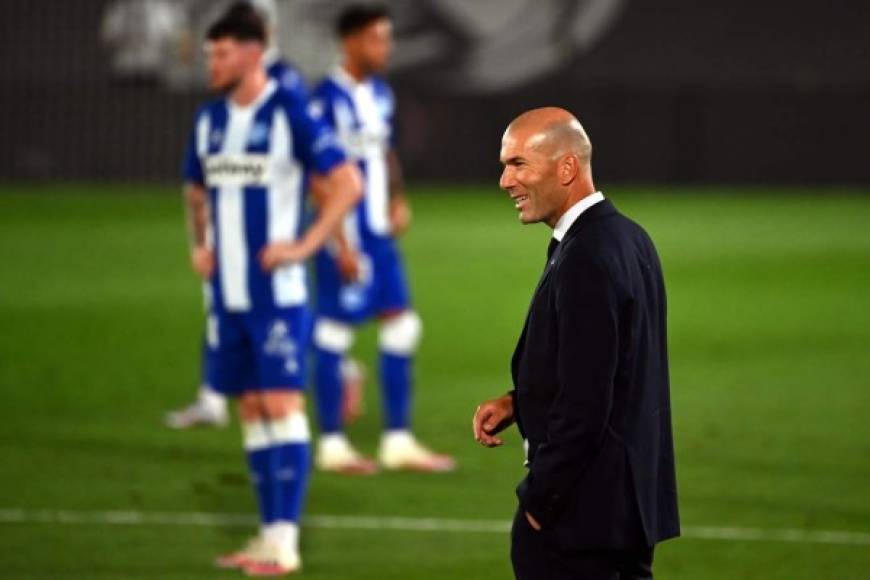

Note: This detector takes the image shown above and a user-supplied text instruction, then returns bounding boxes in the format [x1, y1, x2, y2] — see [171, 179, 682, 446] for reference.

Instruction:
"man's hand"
[259, 241, 311, 271]
[336, 244, 361, 282]
[525, 511, 542, 531]
[389, 196, 412, 237]
[472, 394, 515, 447]
[190, 245, 214, 278]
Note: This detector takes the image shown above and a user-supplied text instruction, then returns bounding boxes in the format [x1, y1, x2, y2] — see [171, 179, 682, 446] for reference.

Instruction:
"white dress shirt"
[552, 191, 605, 241]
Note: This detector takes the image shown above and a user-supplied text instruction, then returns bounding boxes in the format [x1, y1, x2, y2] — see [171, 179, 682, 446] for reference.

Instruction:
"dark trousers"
[510, 509, 654, 580]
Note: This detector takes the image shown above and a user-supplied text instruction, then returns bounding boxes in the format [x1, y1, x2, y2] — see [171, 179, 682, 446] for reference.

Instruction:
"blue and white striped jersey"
[264, 51, 308, 102]
[310, 67, 395, 242]
[183, 79, 345, 313]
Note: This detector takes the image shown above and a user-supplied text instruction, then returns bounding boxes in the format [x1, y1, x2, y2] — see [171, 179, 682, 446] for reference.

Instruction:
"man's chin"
[209, 79, 239, 95]
[518, 211, 538, 225]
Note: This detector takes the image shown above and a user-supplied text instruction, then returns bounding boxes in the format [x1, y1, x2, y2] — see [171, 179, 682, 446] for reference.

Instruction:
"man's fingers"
[259, 250, 272, 270]
[478, 432, 503, 447]
[260, 248, 279, 272]
[472, 406, 484, 441]
[474, 407, 492, 441]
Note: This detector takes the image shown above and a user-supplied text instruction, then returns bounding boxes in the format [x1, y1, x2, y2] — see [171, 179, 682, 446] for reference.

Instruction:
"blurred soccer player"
[181, 3, 361, 574]
[166, 0, 309, 430]
[309, 4, 455, 474]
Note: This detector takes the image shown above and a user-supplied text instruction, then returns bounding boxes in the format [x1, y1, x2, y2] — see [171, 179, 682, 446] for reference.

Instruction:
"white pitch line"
[1, 508, 869, 547]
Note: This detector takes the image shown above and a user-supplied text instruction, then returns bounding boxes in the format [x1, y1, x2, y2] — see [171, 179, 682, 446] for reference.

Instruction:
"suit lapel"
[512, 241, 562, 381]
[511, 199, 618, 385]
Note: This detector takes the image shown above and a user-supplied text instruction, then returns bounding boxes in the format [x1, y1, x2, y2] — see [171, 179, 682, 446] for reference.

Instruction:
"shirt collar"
[552, 191, 605, 241]
[227, 79, 277, 112]
[331, 64, 368, 90]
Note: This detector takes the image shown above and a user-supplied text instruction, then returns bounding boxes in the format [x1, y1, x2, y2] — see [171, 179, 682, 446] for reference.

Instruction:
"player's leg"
[165, 339, 229, 429]
[311, 250, 377, 474]
[339, 355, 366, 425]
[203, 313, 274, 570]
[312, 316, 378, 474]
[240, 390, 308, 576]
[166, 288, 229, 428]
[373, 241, 456, 472]
[240, 307, 314, 576]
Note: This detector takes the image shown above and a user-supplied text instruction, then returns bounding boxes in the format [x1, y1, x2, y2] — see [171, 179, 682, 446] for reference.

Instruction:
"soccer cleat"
[215, 536, 266, 569]
[242, 542, 301, 577]
[315, 434, 378, 475]
[165, 397, 228, 429]
[340, 358, 366, 425]
[378, 431, 457, 473]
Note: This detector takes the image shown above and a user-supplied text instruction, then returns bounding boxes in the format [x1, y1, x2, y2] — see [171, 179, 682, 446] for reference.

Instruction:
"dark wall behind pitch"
[390, 0, 870, 184]
[1, 0, 868, 185]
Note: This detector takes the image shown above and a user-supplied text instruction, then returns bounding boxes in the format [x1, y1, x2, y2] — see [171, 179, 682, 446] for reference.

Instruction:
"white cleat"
[165, 398, 228, 429]
[242, 541, 301, 577]
[215, 536, 267, 570]
[378, 431, 457, 473]
[315, 434, 378, 476]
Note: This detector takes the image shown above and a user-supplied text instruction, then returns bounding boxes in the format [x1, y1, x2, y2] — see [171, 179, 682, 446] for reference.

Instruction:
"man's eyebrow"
[502, 156, 525, 165]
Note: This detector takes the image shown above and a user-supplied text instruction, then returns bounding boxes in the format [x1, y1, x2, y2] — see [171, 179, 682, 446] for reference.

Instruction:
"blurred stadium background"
[0, 1, 868, 578]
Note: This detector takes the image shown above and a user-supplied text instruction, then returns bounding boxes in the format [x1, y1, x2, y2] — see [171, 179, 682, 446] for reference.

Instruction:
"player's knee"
[238, 393, 262, 422]
[314, 318, 355, 354]
[270, 410, 311, 445]
[262, 391, 305, 420]
[379, 310, 422, 356]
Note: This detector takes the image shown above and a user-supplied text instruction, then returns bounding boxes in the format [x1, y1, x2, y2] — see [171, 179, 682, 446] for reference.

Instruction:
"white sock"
[319, 432, 349, 449]
[263, 521, 299, 553]
[198, 386, 227, 413]
[382, 429, 413, 449]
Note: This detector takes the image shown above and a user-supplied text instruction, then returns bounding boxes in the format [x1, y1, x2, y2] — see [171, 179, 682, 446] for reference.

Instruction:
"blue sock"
[270, 414, 311, 523]
[314, 347, 344, 434]
[380, 351, 413, 430]
[243, 422, 277, 525]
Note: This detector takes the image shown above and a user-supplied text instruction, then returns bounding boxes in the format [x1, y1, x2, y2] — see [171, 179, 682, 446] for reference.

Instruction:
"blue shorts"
[205, 306, 312, 396]
[315, 235, 411, 323]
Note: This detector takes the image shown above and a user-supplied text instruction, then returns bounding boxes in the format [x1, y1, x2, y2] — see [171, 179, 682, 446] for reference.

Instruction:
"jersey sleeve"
[383, 83, 398, 148]
[285, 96, 346, 175]
[182, 121, 205, 186]
[277, 65, 308, 102]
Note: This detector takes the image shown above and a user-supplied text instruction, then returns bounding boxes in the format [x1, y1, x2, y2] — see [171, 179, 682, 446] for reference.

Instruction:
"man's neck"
[547, 189, 595, 229]
[342, 60, 369, 83]
[230, 69, 268, 108]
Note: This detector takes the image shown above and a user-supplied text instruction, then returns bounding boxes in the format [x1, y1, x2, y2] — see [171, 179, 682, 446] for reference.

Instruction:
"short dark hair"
[336, 3, 391, 38]
[207, 2, 266, 43]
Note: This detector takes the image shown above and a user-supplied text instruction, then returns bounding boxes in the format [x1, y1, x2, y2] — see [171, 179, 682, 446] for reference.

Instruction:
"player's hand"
[259, 241, 311, 271]
[389, 197, 412, 237]
[336, 245, 361, 283]
[472, 394, 515, 447]
[190, 245, 214, 279]
[525, 511, 542, 531]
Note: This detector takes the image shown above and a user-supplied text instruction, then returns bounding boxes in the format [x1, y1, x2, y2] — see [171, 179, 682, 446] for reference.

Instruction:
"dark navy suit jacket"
[511, 198, 680, 549]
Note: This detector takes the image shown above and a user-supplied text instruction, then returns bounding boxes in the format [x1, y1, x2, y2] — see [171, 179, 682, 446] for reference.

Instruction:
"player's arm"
[183, 182, 213, 278]
[387, 148, 411, 237]
[260, 162, 362, 270]
[309, 175, 361, 282]
[181, 114, 213, 279]
[261, 95, 363, 271]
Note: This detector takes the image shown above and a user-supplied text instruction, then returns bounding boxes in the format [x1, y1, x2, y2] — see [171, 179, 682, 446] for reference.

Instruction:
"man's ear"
[559, 155, 579, 186]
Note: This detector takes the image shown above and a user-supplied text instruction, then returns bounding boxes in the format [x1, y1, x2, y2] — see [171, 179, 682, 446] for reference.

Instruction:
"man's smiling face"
[499, 129, 563, 226]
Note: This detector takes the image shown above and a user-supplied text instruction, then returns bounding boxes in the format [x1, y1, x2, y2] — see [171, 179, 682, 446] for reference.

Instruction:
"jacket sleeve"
[516, 245, 620, 528]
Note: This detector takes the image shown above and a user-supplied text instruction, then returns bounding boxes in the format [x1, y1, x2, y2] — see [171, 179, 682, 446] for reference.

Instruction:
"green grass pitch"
[0, 183, 868, 579]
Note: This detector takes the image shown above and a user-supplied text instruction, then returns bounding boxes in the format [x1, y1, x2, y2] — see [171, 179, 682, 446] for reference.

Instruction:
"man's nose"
[499, 167, 515, 191]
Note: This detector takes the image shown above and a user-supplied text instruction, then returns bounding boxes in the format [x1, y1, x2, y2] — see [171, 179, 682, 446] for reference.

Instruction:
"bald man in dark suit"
[473, 108, 679, 579]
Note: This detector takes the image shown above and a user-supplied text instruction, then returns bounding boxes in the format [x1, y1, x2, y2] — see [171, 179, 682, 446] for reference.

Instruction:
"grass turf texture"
[0, 183, 868, 579]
